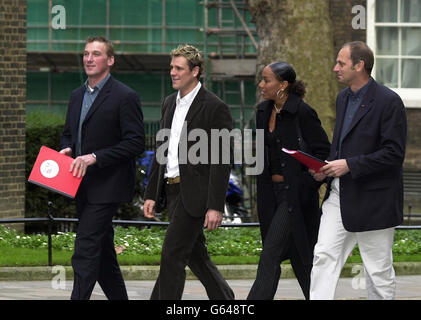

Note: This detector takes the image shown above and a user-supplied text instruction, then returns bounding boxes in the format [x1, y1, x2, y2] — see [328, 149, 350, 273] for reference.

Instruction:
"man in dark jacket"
[310, 41, 407, 300]
[60, 36, 145, 300]
[143, 44, 234, 300]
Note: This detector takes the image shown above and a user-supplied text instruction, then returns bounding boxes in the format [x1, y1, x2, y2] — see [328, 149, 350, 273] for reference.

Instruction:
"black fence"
[0, 201, 260, 266]
[1, 201, 420, 267]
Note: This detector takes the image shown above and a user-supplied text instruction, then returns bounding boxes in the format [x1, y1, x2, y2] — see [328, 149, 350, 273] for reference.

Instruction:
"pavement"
[0, 263, 421, 300]
[1, 276, 421, 300]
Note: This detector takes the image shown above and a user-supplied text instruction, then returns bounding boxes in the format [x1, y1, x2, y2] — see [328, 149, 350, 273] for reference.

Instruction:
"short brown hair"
[342, 41, 374, 76]
[86, 36, 115, 57]
[170, 44, 205, 79]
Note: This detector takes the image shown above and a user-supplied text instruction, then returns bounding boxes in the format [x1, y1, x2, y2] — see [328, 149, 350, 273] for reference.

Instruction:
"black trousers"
[150, 183, 234, 300]
[247, 182, 311, 300]
[71, 192, 128, 300]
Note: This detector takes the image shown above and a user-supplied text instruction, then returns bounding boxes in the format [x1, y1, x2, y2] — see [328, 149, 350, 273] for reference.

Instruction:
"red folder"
[28, 146, 83, 198]
[282, 147, 327, 173]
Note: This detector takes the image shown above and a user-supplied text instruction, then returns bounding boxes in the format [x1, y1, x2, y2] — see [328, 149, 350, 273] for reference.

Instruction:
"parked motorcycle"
[223, 170, 251, 224]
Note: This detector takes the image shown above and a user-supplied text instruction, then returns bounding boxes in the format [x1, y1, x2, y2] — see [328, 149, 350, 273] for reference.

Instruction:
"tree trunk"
[248, 0, 337, 136]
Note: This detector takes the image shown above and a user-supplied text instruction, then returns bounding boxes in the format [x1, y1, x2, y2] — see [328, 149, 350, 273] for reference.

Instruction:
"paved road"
[1, 275, 421, 300]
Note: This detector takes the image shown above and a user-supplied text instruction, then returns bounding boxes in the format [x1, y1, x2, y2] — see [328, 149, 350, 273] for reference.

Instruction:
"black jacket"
[256, 94, 330, 265]
[145, 86, 234, 217]
[325, 79, 407, 232]
[61, 75, 145, 204]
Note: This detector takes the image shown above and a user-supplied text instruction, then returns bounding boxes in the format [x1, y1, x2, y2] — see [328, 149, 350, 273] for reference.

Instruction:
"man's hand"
[144, 199, 156, 219]
[320, 159, 350, 178]
[59, 147, 72, 157]
[309, 169, 327, 182]
[204, 209, 223, 231]
[69, 154, 97, 178]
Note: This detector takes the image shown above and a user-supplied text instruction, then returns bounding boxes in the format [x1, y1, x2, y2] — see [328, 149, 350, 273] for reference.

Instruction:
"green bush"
[2, 225, 421, 258]
[0, 225, 263, 257]
[25, 112, 75, 233]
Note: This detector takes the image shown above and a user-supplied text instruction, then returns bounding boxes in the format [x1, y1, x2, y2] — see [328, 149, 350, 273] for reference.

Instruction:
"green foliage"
[392, 230, 421, 255]
[0, 225, 263, 257]
[25, 111, 75, 232]
[114, 226, 167, 255]
[205, 227, 263, 256]
[350, 229, 421, 257]
[26, 111, 66, 129]
[3, 225, 421, 261]
[0, 247, 64, 266]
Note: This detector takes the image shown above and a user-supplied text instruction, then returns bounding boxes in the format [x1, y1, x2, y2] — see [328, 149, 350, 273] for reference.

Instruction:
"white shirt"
[165, 81, 202, 178]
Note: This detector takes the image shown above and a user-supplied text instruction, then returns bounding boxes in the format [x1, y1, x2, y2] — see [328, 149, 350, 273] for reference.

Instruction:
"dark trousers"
[150, 183, 234, 300]
[247, 182, 311, 300]
[71, 193, 128, 300]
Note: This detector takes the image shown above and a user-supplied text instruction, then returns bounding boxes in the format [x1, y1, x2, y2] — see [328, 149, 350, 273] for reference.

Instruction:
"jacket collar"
[184, 84, 206, 124]
[164, 85, 206, 128]
[82, 75, 113, 124]
[334, 79, 377, 149]
[84, 73, 110, 93]
[257, 93, 302, 114]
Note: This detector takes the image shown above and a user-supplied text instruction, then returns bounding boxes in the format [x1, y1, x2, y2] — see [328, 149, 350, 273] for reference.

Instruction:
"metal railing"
[0, 202, 259, 266]
[1, 201, 420, 267]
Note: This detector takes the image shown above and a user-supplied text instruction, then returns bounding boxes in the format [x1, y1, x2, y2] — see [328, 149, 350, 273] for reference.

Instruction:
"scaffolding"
[26, 0, 258, 125]
[26, 0, 259, 215]
[202, 1, 258, 214]
[203, 0, 258, 130]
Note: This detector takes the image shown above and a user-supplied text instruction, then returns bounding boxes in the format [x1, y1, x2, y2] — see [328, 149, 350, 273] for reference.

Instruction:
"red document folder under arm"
[281, 147, 327, 173]
[28, 146, 82, 198]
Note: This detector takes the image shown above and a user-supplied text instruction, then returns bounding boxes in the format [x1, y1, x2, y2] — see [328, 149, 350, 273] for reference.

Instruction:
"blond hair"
[170, 44, 205, 79]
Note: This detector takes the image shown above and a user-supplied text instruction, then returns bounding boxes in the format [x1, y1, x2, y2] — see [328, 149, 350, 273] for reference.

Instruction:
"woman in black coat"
[247, 62, 330, 300]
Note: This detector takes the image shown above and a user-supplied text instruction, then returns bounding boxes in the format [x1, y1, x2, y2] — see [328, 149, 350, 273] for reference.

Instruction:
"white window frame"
[367, 0, 421, 108]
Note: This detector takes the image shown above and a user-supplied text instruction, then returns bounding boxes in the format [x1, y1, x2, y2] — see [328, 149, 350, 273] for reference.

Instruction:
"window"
[367, 0, 421, 107]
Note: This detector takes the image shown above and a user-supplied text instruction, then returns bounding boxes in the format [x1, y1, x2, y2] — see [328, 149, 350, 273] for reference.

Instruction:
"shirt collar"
[176, 81, 202, 106]
[347, 77, 373, 99]
[84, 73, 111, 93]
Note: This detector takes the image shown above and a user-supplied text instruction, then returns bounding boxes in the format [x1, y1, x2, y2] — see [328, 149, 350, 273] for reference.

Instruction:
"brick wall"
[404, 108, 421, 170]
[330, 0, 367, 59]
[330, 0, 367, 92]
[0, 0, 26, 225]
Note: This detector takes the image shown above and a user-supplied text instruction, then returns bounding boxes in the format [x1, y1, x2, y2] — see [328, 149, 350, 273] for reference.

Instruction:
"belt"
[271, 174, 284, 182]
[166, 176, 180, 184]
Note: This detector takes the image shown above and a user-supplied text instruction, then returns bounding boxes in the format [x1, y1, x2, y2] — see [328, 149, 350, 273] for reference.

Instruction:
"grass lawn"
[1, 246, 421, 267]
[0, 247, 261, 266]
[1, 225, 421, 267]
[0, 247, 70, 266]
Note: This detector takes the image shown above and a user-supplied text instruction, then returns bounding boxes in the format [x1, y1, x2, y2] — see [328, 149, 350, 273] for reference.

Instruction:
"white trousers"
[310, 178, 396, 300]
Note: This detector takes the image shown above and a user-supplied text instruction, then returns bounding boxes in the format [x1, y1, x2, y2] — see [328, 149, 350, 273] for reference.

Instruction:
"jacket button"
[281, 162, 286, 168]
[284, 184, 290, 190]
[288, 206, 293, 213]
[276, 139, 281, 143]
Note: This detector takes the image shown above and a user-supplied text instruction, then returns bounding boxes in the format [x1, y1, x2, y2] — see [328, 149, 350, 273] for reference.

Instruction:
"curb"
[1, 262, 421, 281]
